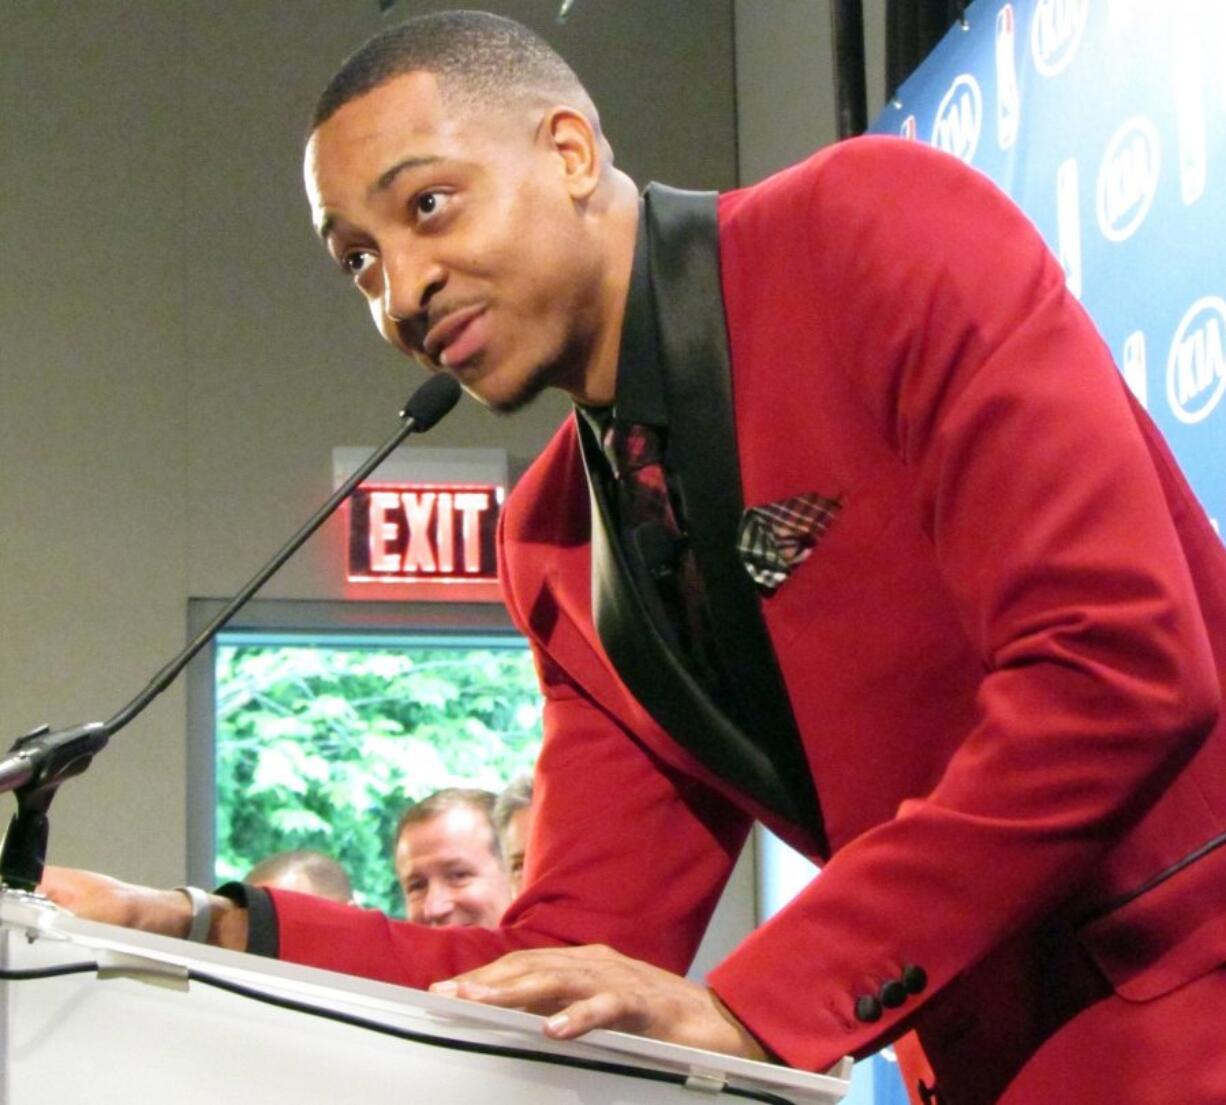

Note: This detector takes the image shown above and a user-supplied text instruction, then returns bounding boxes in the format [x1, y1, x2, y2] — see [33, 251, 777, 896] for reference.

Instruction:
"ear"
[540, 107, 602, 201]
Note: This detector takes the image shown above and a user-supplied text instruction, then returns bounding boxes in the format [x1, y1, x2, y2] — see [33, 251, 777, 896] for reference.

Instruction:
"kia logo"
[1096, 117, 1161, 242]
[931, 75, 982, 163]
[1031, 0, 1089, 77]
[1167, 296, 1226, 424]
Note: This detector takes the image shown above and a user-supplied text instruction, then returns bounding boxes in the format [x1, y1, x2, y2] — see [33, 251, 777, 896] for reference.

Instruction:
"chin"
[463, 360, 554, 416]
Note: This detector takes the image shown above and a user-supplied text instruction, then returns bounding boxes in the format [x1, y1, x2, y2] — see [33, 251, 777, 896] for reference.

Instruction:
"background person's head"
[492, 774, 535, 896]
[394, 787, 511, 927]
[305, 10, 639, 413]
[245, 849, 353, 905]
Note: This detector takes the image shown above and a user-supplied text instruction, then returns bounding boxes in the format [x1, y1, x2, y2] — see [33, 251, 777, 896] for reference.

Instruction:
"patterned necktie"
[601, 421, 709, 663]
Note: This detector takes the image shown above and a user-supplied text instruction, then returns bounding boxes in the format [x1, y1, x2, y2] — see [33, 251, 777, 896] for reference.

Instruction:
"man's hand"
[38, 866, 248, 949]
[39, 866, 191, 934]
[429, 944, 771, 1060]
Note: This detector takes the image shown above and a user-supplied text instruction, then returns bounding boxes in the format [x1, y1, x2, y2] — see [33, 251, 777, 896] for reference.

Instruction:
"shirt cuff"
[215, 882, 278, 958]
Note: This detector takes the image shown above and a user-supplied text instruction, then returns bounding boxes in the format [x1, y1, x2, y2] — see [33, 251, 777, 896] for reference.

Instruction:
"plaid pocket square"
[737, 492, 842, 595]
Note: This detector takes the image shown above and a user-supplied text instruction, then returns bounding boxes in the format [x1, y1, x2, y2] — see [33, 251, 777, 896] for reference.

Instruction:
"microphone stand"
[0, 375, 461, 892]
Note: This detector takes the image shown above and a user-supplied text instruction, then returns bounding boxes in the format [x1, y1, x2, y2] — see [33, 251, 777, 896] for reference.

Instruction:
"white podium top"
[0, 893, 850, 1105]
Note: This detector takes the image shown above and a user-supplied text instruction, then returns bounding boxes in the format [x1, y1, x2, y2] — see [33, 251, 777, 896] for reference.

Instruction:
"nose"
[382, 243, 446, 326]
[420, 881, 454, 926]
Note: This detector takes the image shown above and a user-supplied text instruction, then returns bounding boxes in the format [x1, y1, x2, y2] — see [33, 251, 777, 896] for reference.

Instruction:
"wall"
[0, 0, 738, 886]
[735, 0, 888, 184]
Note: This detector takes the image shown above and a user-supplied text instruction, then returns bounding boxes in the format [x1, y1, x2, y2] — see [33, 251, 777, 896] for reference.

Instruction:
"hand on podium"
[38, 866, 249, 949]
[430, 943, 772, 1061]
[36, 870, 770, 1063]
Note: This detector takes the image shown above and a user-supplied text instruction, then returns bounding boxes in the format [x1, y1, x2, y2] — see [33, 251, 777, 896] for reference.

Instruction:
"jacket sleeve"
[707, 139, 1222, 1069]
[272, 506, 751, 987]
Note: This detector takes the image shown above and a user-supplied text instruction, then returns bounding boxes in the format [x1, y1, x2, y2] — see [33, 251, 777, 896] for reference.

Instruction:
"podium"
[0, 894, 850, 1104]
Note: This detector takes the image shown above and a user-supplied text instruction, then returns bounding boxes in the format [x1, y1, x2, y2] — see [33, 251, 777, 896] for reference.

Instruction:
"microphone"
[401, 372, 462, 431]
[0, 373, 462, 891]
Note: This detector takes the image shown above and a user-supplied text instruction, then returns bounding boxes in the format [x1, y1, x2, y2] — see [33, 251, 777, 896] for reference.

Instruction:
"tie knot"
[602, 421, 664, 478]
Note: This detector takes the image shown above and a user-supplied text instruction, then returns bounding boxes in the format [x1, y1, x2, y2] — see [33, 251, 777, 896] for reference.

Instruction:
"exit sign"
[347, 482, 503, 583]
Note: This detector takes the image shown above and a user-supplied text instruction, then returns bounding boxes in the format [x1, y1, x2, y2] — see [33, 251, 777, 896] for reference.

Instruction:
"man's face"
[305, 71, 604, 412]
[394, 805, 512, 928]
[499, 804, 533, 898]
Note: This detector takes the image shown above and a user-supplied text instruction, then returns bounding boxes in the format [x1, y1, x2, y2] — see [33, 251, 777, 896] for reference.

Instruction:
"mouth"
[423, 304, 489, 368]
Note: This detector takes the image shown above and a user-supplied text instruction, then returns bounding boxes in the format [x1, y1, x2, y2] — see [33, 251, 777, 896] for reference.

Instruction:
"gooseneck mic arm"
[0, 374, 462, 891]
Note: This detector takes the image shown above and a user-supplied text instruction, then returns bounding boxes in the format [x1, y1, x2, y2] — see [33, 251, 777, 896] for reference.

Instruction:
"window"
[187, 600, 542, 915]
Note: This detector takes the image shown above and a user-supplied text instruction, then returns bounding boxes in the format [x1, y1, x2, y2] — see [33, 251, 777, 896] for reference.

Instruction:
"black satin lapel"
[577, 415, 812, 826]
[644, 184, 827, 849]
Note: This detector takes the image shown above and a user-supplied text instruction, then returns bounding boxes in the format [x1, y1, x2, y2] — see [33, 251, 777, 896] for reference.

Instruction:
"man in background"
[394, 788, 512, 928]
[245, 849, 353, 906]
[492, 776, 534, 897]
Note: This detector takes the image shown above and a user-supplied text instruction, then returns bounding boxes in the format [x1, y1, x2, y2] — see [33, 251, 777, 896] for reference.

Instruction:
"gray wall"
[1, 0, 882, 966]
[735, 0, 887, 183]
[0, 0, 736, 886]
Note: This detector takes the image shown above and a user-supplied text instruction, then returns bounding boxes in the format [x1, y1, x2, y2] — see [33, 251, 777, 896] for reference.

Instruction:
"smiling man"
[304, 30, 632, 414]
[393, 789, 512, 929]
[42, 11, 1226, 1104]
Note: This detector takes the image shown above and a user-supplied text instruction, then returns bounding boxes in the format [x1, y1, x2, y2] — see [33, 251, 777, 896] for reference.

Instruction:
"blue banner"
[871, 0, 1225, 537]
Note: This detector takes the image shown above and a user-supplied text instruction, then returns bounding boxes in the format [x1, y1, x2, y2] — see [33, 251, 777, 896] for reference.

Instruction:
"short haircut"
[245, 849, 353, 904]
[312, 10, 599, 134]
[395, 786, 502, 860]
[492, 774, 534, 835]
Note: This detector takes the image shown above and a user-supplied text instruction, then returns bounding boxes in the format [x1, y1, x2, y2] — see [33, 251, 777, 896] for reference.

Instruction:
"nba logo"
[1056, 158, 1082, 298]
[1121, 331, 1148, 408]
[996, 4, 1021, 149]
[900, 114, 917, 141]
[1172, 24, 1206, 204]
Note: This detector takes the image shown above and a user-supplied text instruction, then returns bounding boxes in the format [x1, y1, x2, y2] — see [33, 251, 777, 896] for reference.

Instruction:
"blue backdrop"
[871, 0, 1225, 537]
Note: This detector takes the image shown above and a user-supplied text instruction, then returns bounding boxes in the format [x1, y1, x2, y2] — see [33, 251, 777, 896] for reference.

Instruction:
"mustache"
[427, 297, 487, 332]
[399, 297, 488, 355]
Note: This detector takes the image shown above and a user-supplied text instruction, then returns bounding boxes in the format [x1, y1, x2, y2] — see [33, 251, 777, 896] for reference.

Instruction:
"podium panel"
[0, 895, 850, 1105]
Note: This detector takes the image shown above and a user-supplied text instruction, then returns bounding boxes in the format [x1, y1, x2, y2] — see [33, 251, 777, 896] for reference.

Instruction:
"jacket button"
[879, 979, 908, 1008]
[854, 995, 883, 1023]
[902, 964, 928, 994]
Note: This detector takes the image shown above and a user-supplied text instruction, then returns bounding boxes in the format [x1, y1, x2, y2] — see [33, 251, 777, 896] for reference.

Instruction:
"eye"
[341, 248, 376, 279]
[414, 190, 450, 221]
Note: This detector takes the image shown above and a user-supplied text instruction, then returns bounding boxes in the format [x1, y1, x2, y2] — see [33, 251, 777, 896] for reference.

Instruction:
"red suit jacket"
[270, 139, 1226, 1103]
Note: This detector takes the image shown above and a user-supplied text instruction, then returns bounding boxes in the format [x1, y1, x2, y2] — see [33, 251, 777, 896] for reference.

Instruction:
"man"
[492, 776, 534, 896]
[43, 12, 1226, 1103]
[246, 849, 353, 906]
[393, 788, 512, 928]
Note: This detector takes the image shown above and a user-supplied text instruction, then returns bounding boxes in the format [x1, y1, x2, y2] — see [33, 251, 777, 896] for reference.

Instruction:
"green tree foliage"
[215, 641, 542, 916]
